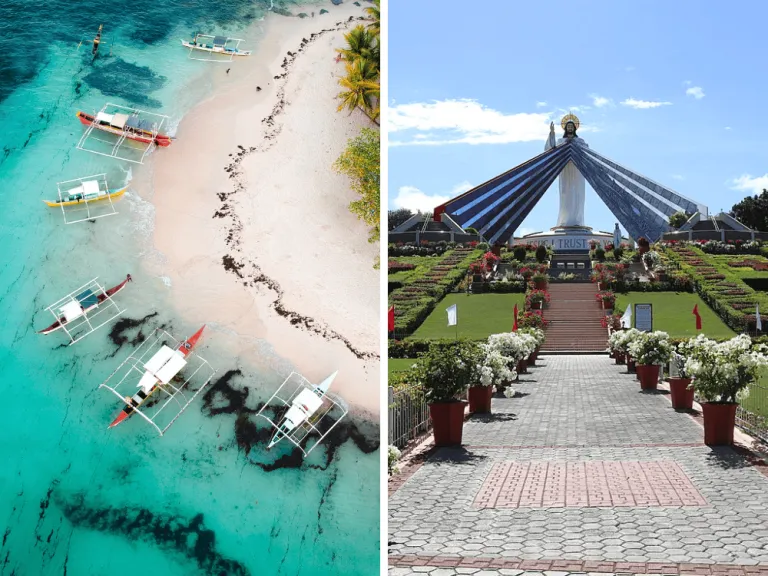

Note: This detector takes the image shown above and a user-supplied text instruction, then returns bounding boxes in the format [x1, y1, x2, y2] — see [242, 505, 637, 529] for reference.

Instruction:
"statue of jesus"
[545, 113, 588, 228]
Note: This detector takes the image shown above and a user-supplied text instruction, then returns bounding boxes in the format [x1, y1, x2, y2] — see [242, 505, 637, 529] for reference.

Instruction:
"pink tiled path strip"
[474, 460, 708, 508]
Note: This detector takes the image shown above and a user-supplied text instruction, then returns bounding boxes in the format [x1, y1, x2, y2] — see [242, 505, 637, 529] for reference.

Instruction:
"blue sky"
[387, 0, 768, 237]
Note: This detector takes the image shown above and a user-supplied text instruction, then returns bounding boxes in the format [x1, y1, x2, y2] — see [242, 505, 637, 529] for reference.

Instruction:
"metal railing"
[736, 379, 768, 444]
[388, 384, 431, 449]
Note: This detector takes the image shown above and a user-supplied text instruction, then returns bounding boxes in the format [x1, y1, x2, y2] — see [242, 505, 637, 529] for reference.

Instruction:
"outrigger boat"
[38, 275, 132, 336]
[75, 110, 173, 147]
[43, 179, 127, 207]
[181, 34, 251, 59]
[108, 325, 205, 429]
[92, 24, 103, 55]
[256, 371, 348, 456]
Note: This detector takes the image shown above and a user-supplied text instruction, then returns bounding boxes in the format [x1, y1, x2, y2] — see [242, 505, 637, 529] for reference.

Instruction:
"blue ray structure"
[433, 139, 708, 244]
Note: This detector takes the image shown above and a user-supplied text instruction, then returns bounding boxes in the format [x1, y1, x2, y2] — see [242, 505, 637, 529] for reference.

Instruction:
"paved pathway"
[389, 356, 768, 575]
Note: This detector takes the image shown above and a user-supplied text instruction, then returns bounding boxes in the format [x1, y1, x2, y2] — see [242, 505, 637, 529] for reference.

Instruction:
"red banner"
[513, 304, 518, 332]
[692, 304, 702, 331]
[388, 306, 395, 331]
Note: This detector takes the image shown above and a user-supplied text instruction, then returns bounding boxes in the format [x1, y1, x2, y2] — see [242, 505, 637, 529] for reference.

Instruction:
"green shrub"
[535, 245, 548, 263]
[513, 246, 527, 261]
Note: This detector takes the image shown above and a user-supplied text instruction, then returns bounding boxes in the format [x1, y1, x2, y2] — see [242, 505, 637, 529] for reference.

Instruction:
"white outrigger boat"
[99, 326, 216, 436]
[256, 371, 348, 456]
[181, 34, 251, 61]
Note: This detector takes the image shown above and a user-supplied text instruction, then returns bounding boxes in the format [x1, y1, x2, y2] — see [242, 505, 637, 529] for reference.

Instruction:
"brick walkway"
[389, 356, 768, 575]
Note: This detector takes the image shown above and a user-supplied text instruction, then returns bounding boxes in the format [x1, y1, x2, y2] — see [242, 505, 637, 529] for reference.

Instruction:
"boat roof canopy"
[213, 35, 227, 46]
[96, 112, 113, 124]
[82, 180, 100, 196]
[60, 300, 85, 322]
[111, 113, 129, 129]
[76, 288, 98, 309]
[125, 116, 153, 131]
[143, 345, 187, 385]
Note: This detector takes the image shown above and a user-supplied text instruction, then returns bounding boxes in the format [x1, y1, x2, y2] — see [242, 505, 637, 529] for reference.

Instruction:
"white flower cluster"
[608, 328, 641, 353]
[478, 346, 516, 387]
[388, 445, 401, 475]
[683, 334, 768, 402]
[627, 330, 673, 365]
[478, 329, 543, 390]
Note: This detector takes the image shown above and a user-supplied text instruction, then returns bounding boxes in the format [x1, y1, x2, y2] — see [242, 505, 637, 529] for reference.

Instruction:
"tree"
[336, 59, 380, 124]
[731, 190, 768, 231]
[668, 211, 690, 229]
[365, 0, 380, 35]
[336, 25, 380, 65]
[334, 128, 380, 243]
[388, 208, 414, 231]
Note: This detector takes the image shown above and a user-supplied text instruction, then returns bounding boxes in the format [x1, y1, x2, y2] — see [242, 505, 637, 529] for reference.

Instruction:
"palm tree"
[337, 59, 380, 124]
[365, 0, 380, 35]
[336, 25, 379, 66]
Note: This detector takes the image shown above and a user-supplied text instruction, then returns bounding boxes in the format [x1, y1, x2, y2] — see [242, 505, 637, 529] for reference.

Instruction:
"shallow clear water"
[0, 1, 380, 575]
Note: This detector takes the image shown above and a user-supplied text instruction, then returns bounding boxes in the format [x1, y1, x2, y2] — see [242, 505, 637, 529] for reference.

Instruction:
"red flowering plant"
[468, 241, 479, 248]
[595, 290, 616, 308]
[469, 261, 486, 275]
[519, 266, 534, 281]
[388, 260, 417, 273]
[526, 289, 550, 309]
[590, 270, 614, 285]
[483, 251, 500, 270]
[519, 310, 548, 329]
[601, 314, 623, 330]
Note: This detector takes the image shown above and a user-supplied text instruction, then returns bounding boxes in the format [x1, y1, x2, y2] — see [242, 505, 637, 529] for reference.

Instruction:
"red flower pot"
[668, 377, 694, 409]
[598, 281, 608, 290]
[534, 280, 547, 291]
[531, 301, 542, 310]
[467, 386, 493, 414]
[429, 402, 466, 446]
[701, 402, 738, 446]
[637, 364, 659, 390]
[626, 357, 636, 373]
[517, 359, 528, 374]
[615, 352, 625, 365]
[527, 350, 537, 366]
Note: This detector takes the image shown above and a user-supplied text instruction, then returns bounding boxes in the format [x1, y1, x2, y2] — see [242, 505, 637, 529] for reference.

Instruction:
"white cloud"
[392, 181, 473, 213]
[725, 126, 732, 130]
[536, 101, 548, 108]
[388, 99, 552, 146]
[686, 86, 705, 99]
[684, 80, 692, 86]
[620, 98, 672, 109]
[671, 174, 684, 181]
[590, 94, 612, 108]
[625, 66, 635, 72]
[731, 174, 768, 195]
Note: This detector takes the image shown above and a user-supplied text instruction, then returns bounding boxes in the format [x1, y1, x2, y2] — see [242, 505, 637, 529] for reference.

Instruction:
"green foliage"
[410, 293, 525, 340]
[334, 128, 380, 243]
[388, 208, 413, 231]
[613, 247, 624, 260]
[477, 242, 490, 251]
[731, 189, 768, 231]
[464, 227, 478, 235]
[535, 244, 548, 263]
[513, 245, 527, 261]
[409, 340, 483, 403]
[669, 211, 690, 229]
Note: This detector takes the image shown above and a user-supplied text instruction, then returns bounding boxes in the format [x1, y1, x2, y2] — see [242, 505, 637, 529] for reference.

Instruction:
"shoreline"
[141, 4, 380, 416]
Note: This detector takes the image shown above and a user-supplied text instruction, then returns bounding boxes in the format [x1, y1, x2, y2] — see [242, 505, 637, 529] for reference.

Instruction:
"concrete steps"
[541, 283, 608, 353]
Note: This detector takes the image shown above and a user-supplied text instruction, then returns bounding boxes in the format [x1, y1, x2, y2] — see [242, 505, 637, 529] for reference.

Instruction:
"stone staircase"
[540, 283, 609, 353]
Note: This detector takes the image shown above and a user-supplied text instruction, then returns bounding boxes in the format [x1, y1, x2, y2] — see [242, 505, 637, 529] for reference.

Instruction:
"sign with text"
[634, 303, 653, 332]
[511, 235, 615, 251]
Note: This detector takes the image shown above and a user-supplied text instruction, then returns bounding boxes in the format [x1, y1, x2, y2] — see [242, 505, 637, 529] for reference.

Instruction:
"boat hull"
[43, 186, 127, 207]
[38, 275, 132, 335]
[76, 112, 173, 147]
[108, 325, 205, 429]
[180, 39, 251, 56]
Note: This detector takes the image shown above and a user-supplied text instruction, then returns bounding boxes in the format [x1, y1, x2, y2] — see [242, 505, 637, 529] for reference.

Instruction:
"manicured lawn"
[388, 358, 416, 382]
[410, 293, 526, 340]
[614, 292, 735, 339]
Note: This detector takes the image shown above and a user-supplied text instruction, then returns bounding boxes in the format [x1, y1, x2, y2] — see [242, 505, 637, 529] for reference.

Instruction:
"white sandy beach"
[143, 4, 379, 415]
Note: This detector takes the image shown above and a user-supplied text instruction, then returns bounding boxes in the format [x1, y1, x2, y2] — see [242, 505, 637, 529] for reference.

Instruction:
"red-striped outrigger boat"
[76, 110, 173, 147]
[38, 275, 132, 336]
[107, 325, 206, 429]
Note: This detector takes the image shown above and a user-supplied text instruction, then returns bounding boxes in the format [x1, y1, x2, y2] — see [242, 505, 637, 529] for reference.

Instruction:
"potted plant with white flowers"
[411, 340, 483, 446]
[628, 331, 673, 390]
[487, 332, 527, 388]
[520, 327, 545, 366]
[471, 343, 516, 413]
[685, 334, 768, 445]
[668, 344, 695, 410]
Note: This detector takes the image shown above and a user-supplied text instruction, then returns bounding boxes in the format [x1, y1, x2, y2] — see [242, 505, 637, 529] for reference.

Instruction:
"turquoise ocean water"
[0, 1, 380, 575]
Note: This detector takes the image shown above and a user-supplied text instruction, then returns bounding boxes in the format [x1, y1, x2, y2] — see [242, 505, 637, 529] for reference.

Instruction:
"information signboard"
[634, 303, 653, 332]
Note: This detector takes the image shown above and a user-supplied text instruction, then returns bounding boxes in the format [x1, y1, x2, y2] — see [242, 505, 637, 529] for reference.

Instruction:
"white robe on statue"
[545, 134, 588, 227]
